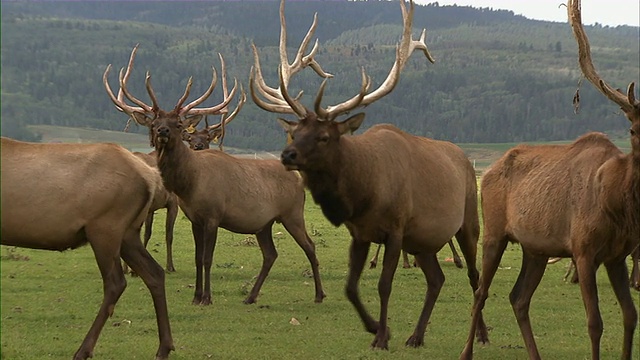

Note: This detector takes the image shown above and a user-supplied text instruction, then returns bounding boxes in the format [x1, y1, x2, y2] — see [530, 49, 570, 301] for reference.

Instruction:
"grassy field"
[1, 196, 638, 360]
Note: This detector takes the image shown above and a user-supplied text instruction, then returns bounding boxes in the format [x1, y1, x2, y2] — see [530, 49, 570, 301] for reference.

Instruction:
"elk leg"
[510, 251, 547, 360]
[448, 239, 464, 269]
[405, 252, 443, 347]
[401, 250, 412, 268]
[574, 256, 603, 359]
[245, 227, 277, 304]
[164, 200, 179, 273]
[605, 259, 637, 360]
[280, 218, 326, 303]
[120, 228, 174, 360]
[454, 227, 488, 344]
[369, 244, 382, 269]
[74, 230, 126, 360]
[200, 223, 219, 305]
[459, 234, 508, 360]
[630, 247, 640, 291]
[345, 240, 377, 334]
[144, 212, 154, 248]
[191, 222, 206, 305]
[371, 236, 402, 350]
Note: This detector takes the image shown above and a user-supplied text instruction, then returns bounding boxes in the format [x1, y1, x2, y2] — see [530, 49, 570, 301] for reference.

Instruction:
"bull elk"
[103, 46, 325, 305]
[460, 1, 640, 359]
[133, 151, 180, 272]
[251, 0, 487, 349]
[0, 138, 174, 360]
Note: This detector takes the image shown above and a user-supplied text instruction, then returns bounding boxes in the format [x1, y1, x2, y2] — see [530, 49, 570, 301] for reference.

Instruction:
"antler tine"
[174, 76, 194, 111]
[250, 0, 333, 118]
[182, 77, 238, 117]
[102, 64, 147, 115]
[210, 85, 247, 151]
[568, 0, 637, 113]
[278, 64, 308, 117]
[321, 0, 434, 120]
[144, 71, 161, 112]
[316, 68, 371, 121]
[180, 67, 217, 114]
[116, 43, 139, 104]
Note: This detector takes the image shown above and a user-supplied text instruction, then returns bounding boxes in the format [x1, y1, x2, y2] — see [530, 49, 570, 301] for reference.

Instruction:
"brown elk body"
[133, 150, 180, 272]
[0, 137, 174, 360]
[103, 47, 324, 305]
[251, 0, 487, 349]
[460, 1, 640, 359]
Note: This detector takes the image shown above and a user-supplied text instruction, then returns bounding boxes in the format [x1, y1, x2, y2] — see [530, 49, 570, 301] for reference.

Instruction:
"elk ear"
[131, 112, 153, 126]
[183, 114, 204, 129]
[277, 118, 298, 135]
[337, 113, 365, 135]
[209, 128, 222, 143]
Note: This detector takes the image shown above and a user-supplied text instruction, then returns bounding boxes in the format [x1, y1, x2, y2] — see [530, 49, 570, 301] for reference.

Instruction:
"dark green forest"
[1, 0, 638, 150]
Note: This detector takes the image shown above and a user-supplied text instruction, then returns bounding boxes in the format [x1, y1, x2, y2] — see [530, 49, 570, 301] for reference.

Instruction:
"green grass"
[1, 197, 638, 360]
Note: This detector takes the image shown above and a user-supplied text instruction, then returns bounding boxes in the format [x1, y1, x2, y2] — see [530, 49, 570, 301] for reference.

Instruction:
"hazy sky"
[414, 0, 640, 27]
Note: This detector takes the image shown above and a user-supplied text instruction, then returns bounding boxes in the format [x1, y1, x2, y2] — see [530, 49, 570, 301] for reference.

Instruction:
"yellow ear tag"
[186, 124, 196, 134]
[212, 136, 220, 144]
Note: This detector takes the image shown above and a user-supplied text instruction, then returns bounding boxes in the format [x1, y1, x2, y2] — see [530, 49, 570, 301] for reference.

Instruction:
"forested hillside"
[1, 0, 638, 150]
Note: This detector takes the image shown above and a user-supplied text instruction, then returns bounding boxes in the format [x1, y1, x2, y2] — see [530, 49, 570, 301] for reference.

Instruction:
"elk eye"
[317, 134, 330, 143]
[630, 128, 636, 136]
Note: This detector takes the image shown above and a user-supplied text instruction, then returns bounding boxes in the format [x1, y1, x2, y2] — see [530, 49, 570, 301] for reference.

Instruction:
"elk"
[0, 137, 174, 360]
[182, 98, 243, 151]
[369, 241, 464, 269]
[251, 0, 487, 349]
[460, 1, 640, 359]
[132, 150, 180, 272]
[103, 47, 325, 305]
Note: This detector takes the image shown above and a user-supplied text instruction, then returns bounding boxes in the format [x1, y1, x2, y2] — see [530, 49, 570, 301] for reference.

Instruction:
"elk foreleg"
[191, 222, 206, 305]
[575, 256, 603, 360]
[345, 240, 378, 335]
[281, 218, 326, 303]
[406, 252, 444, 347]
[120, 228, 174, 360]
[164, 200, 179, 273]
[74, 231, 127, 360]
[144, 212, 154, 247]
[509, 251, 547, 360]
[459, 234, 509, 360]
[245, 228, 278, 304]
[605, 259, 637, 360]
[372, 236, 402, 350]
[200, 222, 219, 306]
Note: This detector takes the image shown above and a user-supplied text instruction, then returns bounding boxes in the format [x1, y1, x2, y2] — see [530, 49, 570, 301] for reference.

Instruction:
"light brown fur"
[0, 137, 174, 360]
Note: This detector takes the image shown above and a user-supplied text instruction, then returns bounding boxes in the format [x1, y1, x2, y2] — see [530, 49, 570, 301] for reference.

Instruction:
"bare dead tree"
[460, 1, 639, 359]
[1, 138, 174, 360]
[251, 0, 487, 349]
[103, 47, 325, 306]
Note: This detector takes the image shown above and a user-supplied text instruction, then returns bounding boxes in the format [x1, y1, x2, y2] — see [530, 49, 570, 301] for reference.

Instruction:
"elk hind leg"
[605, 259, 637, 360]
[369, 244, 382, 269]
[405, 252, 444, 348]
[448, 239, 464, 268]
[281, 218, 326, 302]
[245, 227, 277, 304]
[120, 227, 174, 360]
[74, 229, 127, 360]
[509, 251, 547, 360]
[459, 234, 509, 360]
[630, 247, 640, 291]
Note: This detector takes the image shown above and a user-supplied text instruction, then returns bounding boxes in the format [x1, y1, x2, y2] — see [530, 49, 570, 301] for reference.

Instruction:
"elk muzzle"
[155, 126, 170, 145]
[281, 147, 300, 171]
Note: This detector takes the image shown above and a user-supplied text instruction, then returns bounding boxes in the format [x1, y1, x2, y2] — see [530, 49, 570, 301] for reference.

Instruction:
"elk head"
[568, 0, 640, 153]
[250, 0, 434, 172]
[103, 44, 243, 154]
[183, 88, 247, 151]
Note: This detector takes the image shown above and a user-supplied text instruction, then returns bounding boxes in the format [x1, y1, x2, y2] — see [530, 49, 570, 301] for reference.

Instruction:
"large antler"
[103, 46, 239, 119]
[568, 0, 638, 116]
[251, 0, 434, 121]
[250, 0, 333, 117]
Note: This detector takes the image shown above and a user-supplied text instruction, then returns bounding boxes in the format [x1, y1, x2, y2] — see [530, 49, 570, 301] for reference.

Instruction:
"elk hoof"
[405, 334, 424, 347]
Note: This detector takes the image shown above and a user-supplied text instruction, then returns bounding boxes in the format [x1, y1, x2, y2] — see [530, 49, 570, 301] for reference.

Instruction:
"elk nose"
[156, 126, 169, 137]
[281, 148, 297, 164]
[194, 143, 204, 150]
